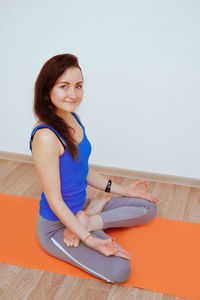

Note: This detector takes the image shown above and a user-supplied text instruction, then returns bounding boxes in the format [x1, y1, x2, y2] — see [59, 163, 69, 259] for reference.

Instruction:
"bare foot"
[63, 209, 90, 247]
[63, 210, 97, 247]
[63, 207, 105, 247]
[63, 228, 80, 247]
[76, 210, 103, 232]
[84, 195, 112, 216]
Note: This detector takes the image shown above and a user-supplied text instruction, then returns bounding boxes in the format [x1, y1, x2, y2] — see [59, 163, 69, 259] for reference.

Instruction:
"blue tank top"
[29, 112, 92, 220]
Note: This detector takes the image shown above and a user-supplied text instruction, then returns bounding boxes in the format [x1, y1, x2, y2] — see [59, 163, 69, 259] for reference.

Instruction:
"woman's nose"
[67, 87, 76, 99]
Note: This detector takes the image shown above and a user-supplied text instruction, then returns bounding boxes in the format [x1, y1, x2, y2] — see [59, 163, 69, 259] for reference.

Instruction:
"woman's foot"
[63, 210, 104, 247]
[83, 195, 112, 216]
[63, 228, 80, 247]
[76, 210, 103, 232]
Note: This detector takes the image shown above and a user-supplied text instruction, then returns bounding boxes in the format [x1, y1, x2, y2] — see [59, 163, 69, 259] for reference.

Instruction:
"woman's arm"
[32, 129, 90, 242]
[87, 167, 159, 203]
[87, 167, 127, 196]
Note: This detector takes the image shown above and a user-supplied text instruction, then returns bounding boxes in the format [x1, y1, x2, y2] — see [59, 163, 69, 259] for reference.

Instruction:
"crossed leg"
[37, 196, 157, 283]
[64, 196, 157, 245]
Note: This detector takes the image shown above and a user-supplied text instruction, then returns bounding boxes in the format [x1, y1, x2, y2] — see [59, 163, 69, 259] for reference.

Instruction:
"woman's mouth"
[64, 100, 76, 104]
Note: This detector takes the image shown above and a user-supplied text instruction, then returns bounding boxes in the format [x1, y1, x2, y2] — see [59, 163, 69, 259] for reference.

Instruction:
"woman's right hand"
[85, 235, 131, 260]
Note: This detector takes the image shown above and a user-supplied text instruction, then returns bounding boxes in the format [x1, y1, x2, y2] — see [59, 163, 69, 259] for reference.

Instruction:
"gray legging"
[37, 196, 157, 283]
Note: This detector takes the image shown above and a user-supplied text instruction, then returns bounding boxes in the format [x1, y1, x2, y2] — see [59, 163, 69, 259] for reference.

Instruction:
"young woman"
[30, 54, 158, 283]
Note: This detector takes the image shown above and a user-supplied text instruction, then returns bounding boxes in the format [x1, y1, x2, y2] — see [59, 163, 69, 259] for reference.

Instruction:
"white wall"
[0, 0, 199, 179]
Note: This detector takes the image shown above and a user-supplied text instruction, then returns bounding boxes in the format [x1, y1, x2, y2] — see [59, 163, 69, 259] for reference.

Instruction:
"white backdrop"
[0, 0, 199, 179]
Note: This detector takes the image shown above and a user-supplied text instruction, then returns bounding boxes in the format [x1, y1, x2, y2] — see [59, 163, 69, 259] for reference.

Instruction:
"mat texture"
[0, 193, 200, 299]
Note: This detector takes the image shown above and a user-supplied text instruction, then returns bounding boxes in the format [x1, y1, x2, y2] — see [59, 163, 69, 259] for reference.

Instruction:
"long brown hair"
[34, 54, 82, 161]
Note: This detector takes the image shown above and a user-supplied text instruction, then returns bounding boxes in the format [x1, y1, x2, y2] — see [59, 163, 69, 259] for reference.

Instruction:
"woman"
[30, 54, 158, 283]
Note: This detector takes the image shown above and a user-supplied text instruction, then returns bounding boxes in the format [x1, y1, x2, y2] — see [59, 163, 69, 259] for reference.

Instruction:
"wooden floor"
[0, 159, 199, 300]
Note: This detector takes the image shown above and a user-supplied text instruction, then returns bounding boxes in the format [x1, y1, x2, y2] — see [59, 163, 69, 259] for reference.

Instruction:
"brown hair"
[34, 54, 83, 161]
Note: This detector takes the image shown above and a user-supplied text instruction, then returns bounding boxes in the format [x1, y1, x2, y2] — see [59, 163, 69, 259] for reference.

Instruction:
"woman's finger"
[102, 239, 117, 255]
[145, 193, 158, 203]
[109, 238, 118, 250]
[135, 180, 149, 191]
[116, 245, 130, 254]
[143, 195, 158, 203]
[136, 190, 159, 203]
[108, 239, 131, 259]
[115, 243, 131, 257]
[114, 249, 131, 260]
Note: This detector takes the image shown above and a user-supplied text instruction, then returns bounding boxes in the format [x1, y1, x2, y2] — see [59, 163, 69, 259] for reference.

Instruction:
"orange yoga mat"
[0, 193, 200, 299]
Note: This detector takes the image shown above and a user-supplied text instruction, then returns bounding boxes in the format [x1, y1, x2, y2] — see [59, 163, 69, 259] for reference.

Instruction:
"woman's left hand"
[123, 180, 159, 203]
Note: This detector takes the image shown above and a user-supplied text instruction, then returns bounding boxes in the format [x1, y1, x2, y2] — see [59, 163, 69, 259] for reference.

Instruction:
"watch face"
[105, 180, 112, 192]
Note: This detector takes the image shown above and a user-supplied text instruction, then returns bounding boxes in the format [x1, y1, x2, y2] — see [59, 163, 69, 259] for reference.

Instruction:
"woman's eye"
[76, 85, 82, 89]
[61, 85, 67, 89]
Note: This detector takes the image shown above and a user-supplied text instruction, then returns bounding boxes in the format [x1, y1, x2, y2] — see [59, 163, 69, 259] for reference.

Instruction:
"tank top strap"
[29, 124, 67, 151]
[72, 112, 85, 131]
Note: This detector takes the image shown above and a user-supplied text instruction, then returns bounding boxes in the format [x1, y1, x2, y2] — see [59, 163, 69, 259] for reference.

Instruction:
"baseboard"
[91, 164, 200, 188]
[0, 151, 199, 188]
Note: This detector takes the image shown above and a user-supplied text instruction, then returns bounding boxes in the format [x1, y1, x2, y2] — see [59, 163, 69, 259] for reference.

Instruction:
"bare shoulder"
[32, 126, 60, 153]
[32, 121, 55, 142]
[34, 127, 57, 142]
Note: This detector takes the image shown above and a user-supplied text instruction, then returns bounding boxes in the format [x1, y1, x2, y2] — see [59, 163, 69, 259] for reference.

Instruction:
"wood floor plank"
[161, 184, 190, 221]
[0, 162, 34, 194]
[0, 160, 21, 181]
[135, 288, 163, 300]
[64, 277, 93, 299]
[0, 264, 22, 298]
[2, 166, 38, 196]
[79, 286, 109, 300]
[107, 284, 138, 299]
[152, 182, 172, 216]
[27, 272, 66, 300]
[52, 275, 80, 300]
[0, 159, 199, 300]
[183, 187, 200, 223]
[18, 166, 42, 198]
[162, 295, 192, 300]
[0, 267, 44, 300]
[21, 179, 42, 198]
[136, 289, 192, 300]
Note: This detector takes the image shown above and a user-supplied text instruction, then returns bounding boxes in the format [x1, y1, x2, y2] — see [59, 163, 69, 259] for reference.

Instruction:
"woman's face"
[50, 67, 83, 117]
